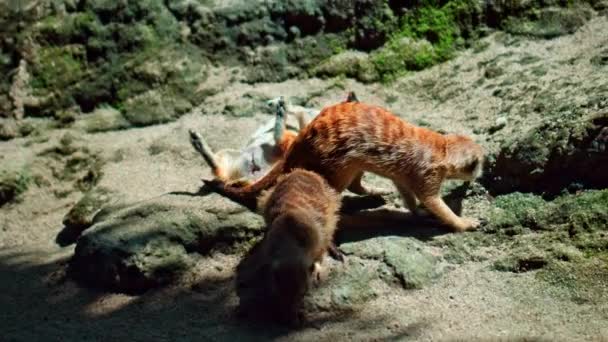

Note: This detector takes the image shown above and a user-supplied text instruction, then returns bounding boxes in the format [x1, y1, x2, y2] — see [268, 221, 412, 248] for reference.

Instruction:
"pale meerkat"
[189, 96, 305, 185]
[205, 101, 485, 232]
[253, 169, 341, 324]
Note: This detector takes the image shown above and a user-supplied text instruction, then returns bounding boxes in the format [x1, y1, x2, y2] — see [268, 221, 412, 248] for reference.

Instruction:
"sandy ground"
[1, 17, 608, 341]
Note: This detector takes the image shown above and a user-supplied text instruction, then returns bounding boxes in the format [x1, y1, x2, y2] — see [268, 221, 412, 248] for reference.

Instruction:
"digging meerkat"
[253, 169, 341, 324]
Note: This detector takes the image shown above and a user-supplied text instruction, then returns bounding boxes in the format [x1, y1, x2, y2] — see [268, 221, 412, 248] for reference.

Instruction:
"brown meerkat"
[205, 101, 484, 232]
[254, 169, 341, 324]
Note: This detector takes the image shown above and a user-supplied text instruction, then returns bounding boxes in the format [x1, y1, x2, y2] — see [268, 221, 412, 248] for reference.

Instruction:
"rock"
[0, 118, 19, 141]
[73, 106, 130, 133]
[340, 237, 442, 289]
[504, 5, 593, 39]
[487, 190, 608, 234]
[591, 48, 608, 67]
[313, 50, 379, 83]
[0, 167, 30, 207]
[57, 186, 116, 246]
[305, 259, 384, 311]
[236, 235, 441, 317]
[122, 90, 191, 127]
[70, 193, 264, 293]
[485, 111, 608, 195]
[488, 116, 508, 134]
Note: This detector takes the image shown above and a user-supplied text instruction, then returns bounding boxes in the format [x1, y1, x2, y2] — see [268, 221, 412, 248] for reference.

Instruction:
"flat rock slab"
[70, 192, 264, 293]
[340, 236, 443, 290]
[237, 235, 443, 320]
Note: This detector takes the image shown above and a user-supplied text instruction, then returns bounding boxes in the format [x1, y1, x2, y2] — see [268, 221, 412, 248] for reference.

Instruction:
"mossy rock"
[485, 111, 608, 196]
[58, 186, 117, 246]
[487, 190, 608, 233]
[504, 5, 594, 39]
[73, 106, 130, 133]
[0, 167, 31, 206]
[371, 37, 436, 80]
[340, 236, 443, 289]
[537, 258, 608, 303]
[121, 90, 192, 127]
[70, 193, 265, 293]
[313, 50, 378, 83]
[0, 118, 20, 141]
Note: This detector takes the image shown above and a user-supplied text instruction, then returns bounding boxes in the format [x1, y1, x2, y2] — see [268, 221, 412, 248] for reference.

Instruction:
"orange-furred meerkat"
[205, 101, 484, 232]
[190, 93, 385, 195]
[255, 169, 341, 323]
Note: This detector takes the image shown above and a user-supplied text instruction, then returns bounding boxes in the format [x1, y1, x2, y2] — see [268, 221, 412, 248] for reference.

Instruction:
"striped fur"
[207, 101, 484, 232]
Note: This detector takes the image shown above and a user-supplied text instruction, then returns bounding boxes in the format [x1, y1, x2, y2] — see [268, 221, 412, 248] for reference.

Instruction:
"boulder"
[70, 193, 264, 293]
[57, 186, 116, 246]
[340, 236, 443, 290]
[485, 111, 608, 196]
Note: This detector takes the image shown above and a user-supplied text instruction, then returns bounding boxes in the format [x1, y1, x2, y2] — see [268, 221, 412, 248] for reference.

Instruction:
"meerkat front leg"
[419, 195, 479, 232]
[311, 260, 327, 286]
[273, 96, 287, 144]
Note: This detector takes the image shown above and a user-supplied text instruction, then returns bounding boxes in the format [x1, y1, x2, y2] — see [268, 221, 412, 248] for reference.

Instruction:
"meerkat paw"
[454, 217, 480, 232]
[311, 262, 327, 286]
[366, 187, 392, 196]
[328, 243, 345, 262]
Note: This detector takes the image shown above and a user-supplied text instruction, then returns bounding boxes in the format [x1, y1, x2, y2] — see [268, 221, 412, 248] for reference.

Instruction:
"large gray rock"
[70, 193, 264, 293]
[485, 111, 608, 195]
[340, 236, 443, 290]
[236, 235, 443, 322]
[57, 186, 116, 246]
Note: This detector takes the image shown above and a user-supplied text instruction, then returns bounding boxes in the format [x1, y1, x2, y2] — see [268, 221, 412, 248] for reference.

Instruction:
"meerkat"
[252, 169, 341, 324]
[205, 101, 484, 232]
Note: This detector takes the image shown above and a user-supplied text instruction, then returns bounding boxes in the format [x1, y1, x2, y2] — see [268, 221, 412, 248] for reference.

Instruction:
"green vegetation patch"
[0, 167, 31, 206]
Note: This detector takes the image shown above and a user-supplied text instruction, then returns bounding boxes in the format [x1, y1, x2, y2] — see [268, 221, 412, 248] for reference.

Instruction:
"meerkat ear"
[346, 91, 359, 103]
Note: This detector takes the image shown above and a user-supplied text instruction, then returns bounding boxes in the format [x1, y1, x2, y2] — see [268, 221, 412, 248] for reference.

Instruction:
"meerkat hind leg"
[347, 172, 392, 196]
[393, 181, 419, 214]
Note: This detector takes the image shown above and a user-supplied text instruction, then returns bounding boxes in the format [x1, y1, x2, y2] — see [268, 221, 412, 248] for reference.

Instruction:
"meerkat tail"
[206, 158, 287, 211]
[189, 129, 220, 176]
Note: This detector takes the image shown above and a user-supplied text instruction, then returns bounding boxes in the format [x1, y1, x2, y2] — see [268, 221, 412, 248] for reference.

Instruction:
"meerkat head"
[267, 96, 286, 112]
[444, 134, 485, 181]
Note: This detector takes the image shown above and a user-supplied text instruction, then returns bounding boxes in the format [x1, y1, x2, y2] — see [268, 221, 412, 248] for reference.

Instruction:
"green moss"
[30, 46, 87, 90]
[121, 90, 191, 127]
[75, 106, 130, 133]
[488, 190, 608, 233]
[536, 259, 608, 303]
[0, 168, 31, 206]
[36, 12, 105, 46]
[504, 5, 593, 39]
[489, 192, 548, 230]
[364, 0, 481, 82]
